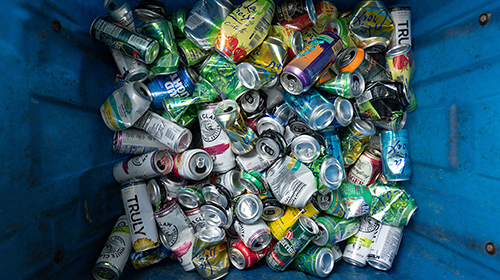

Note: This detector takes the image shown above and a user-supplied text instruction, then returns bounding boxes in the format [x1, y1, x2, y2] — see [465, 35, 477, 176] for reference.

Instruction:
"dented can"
[289, 245, 335, 278]
[275, 0, 317, 30]
[280, 30, 344, 94]
[121, 181, 160, 252]
[255, 129, 287, 162]
[284, 90, 336, 131]
[261, 198, 286, 222]
[113, 150, 173, 183]
[267, 203, 320, 240]
[229, 237, 275, 270]
[234, 219, 273, 252]
[113, 128, 168, 154]
[235, 148, 273, 172]
[337, 47, 392, 82]
[212, 169, 245, 197]
[110, 47, 149, 83]
[192, 227, 229, 280]
[92, 215, 132, 280]
[100, 82, 152, 132]
[268, 25, 304, 56]
[234, 193, 264, 225]
[128, 231, 173, 270]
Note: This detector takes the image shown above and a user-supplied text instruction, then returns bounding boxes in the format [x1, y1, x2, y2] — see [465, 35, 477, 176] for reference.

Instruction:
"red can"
[347, 148, 382, 186]
[228, 237, 276, 270]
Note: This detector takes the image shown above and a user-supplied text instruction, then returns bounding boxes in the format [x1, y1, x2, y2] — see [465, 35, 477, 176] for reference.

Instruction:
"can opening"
[177, 130, 192, 152]
[224, 106, 234, 113]
[315, 110, 333, 129]
[108, 3, 116, 10]
[342, 49, 356, 64]
[320, 251, 334, 273]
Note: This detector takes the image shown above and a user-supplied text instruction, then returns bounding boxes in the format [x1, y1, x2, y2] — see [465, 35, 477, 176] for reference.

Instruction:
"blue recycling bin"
[1, 0, 499, 279]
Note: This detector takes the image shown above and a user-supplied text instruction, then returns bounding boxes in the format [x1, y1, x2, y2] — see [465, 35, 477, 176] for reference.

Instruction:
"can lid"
[315, 247, 335, 277]
[104, 0, 131, 21]
[291, 135, 321, 163]
[320, 157, 343, 190]
[237, 63, 260, 90]
[351, 118, 376, 136]
[309, 101, 336, 130]
[153, 150, 173, 175]
[339, 47, 361, 70]
[187, 149, 213, 179]
[196, 226, 226, 243]
[261, 198, 285, 222]
[280, 71, 304, 95]
[274, 103, 295, 125]
[323, 19, 340, 33]
[316, 191, 334, 211]
[147, 179, 161, 208]
[299, 215, 319, 235]
[312, 222, 329, 246]
[240, 90, 261, 114]
[213, 99, 239, 118]
[361, 37, 389, 54]
[93, 261, 121, 280]
[256, 117, 285, 136]
[202, 184, 231, 209]
[178, 187, 204, 209]
[291, 30, 304, 55]
[350, 71, 365, 98]
[334, 98, 353, 127]
[235, 193, 263, 224]
[159, 230, 169, 248]
[305, 0, 317, 26]
[228, 247, 246, 270]
[133, 82, 153, 102]
[200, 203, 229, 228]
[250, 229, 272, 251]
[256, 137, 281, 161]
[385, 43, 411, 58]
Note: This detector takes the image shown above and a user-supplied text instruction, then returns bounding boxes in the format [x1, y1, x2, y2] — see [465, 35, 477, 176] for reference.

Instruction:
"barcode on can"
[102, 21, 123, 38]
[186, 13, 204, 30]
[128, 34, 149, 50]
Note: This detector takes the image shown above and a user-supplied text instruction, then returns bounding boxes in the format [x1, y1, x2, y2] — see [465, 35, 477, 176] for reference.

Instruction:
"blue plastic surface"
[1, 0, 499, 279]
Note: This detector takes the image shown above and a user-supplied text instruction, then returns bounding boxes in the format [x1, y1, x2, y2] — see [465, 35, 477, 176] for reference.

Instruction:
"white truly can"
[367, 222, 404, 271]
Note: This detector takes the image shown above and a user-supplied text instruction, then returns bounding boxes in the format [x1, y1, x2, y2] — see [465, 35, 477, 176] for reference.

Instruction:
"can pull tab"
[195, 156, 207, 173]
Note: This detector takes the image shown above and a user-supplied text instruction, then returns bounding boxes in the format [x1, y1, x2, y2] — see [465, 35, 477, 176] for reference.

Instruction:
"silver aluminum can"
[256, 113, 286, 136]
[200, 203, 231, 229]
[235, 148, 273, 172]
[173, 149, 214, 180]
[214, 169, 245, 197]
[147, 178, 167, 212]
[184, 0, 234, 50]
[343, 216, 379, 267]
[261, 197, 285, 222]
[273, 103, 295, 125]
[104, 0, 135, 30]
[100, 82, 152, 132]
[389, 6, 412, 49]
[329, 243, 343, 263]
[110, 47, 148, 83]
[202, 184, 232, 210]
[235, 193, 263, 225]
[234, 219, 272, 252]
[133, 110, 193, 153]
[199, 103, 236, 173]
[262, 81, 285, 111]
[121, 181, 160, 252]
[178, 187, 205, 209]
[239, 90, 267, 119]
[283, 118, 312, 146]
[113, 150, 173, 183]
[330, 96, 354, 127]
[184, 207, 208, 233]
[158, 173, 187, 200]
[367, 223, 404, 271]
[291, 135, 321, 163]
[289, 246, 335, 278]
[154, 201, 195, 271]
[113, 128, 168, 154]
[256, 129, 287, 162]
[93, 215, 132, 280]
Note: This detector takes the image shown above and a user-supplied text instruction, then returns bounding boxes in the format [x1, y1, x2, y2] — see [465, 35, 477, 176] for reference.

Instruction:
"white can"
[214, 169, 245, 197]
[235, 148, 273, 172]
[172, 149, 214, 180]
[367, 223, 404, 271]
[121, 181, 159, 252]
[113, 150, 173, 183]
[183, 207, 208, 233]
[100, 82, 152, 131]
[198, 103, 236, 173]
[343, 216, 379, 267]
[234, 219, 273, 252]
[155, 201, 195, 272]
[389, 6, 412, 49]
[110, 47, 149, 83]
[265, 156, 317, 208]
[113, 128, 168, 154]
[92, 215, 132, 280]
[133, 110, 192, 153]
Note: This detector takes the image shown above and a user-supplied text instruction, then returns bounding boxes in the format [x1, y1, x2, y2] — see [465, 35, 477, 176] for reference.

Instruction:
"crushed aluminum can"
[235, 148, 273, 172]
[343, 216, 379, 267]
[337, 47, 392, 83]
[303, 155, 344, 191]
[256, 112, 286, 136]
[381, 129, 412, 181]
[267, 203, 320, 240]
[184, 206, 208, 233]
[128, 231, 173, 270]
[316, 71, 365, 99]
[339, 118, 375, 167]
[339, 181, 372, 218]
[255, 129, 287, 162]
[229, 237, 275, 270]
[284, 90, 336, 131]
[386, 44, 417, 112]
[202, 184, 232, 210]
[200, 202, 232, 229]
[290, 134, 322, 163]
[234, 193, 264, 225]
[178, 186, 205, 210]
[234, 219, 273, 252]
[192, 227, 229, 280]
[261, 197, 285, 222]
[289, 245, 335, 278]
[212, 169, 245, 197]
[313, 215, 360, 246]
[110, 47, 149, 83]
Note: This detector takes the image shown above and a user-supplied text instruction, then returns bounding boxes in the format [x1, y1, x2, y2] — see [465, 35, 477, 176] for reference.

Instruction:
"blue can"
[325, 96, 354, 128]
[283, 89, 336, 131]
[128, 233, 173, 270]
[146, 64, 199, 109]
[381, 129, 412, 181]
[317, 128, 346, 179]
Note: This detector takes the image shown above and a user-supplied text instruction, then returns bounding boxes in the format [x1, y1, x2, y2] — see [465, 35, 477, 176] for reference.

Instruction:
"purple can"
[280, 30, 344, 95]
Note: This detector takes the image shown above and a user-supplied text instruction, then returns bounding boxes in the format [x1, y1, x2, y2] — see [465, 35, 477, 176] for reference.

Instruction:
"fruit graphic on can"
[215, 0, 275, 63]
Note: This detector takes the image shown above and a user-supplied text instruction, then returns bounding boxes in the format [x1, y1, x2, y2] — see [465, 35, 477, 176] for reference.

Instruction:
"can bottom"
[342, 256, 366, 267]
[367, 258, 391, 271]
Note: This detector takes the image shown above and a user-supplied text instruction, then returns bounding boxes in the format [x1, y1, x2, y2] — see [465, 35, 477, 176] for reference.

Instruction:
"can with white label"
[172, 149, 214, 180]
[92, 215, 132, 280]
[367, 223, 404, 271]
[234, 219, 273, 252]
[133, 110, 193, 153]
[110, 47, 149, 83]
[113, 150, 173, 183]
[113, 128, 168, 154]
[121, 181, 160, 253]
[388, 6, 412, 49]
[343, 216, 379, 267]
[199, 103, 236, 173]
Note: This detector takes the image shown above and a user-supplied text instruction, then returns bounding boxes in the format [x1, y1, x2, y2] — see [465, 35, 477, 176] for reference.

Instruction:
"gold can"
[192, 227, 229, 280]
[267, 202, 320, 240]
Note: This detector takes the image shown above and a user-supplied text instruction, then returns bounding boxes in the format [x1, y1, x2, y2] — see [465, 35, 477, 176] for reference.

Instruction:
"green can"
[162, 105, 198, 128]
[239, 170, 269, 196]
[313, 215, 360, 246]
[141, 19, 179, 74]
[315, 71, 365, 99]
[266, 215, 319, 272]
[324, 190, 346, 218]
[199, 52, 249, 101]
[178, 38, 212, 66]
[289, 245, 335, 278]
[339, 181, 372, 218]
[369, 179, 418, 227]
[90, 17, 159, 64]
[170, 8, 190, 38]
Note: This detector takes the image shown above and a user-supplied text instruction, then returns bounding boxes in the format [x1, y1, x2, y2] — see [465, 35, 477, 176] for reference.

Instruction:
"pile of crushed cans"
[91, 0, 418, 279]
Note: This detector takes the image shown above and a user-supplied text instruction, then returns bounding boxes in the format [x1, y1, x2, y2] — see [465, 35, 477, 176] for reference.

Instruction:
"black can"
[354, 81, 410, 122]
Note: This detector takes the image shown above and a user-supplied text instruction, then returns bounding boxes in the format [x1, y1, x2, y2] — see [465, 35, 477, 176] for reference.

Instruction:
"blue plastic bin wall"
[0, 0, 499, 279]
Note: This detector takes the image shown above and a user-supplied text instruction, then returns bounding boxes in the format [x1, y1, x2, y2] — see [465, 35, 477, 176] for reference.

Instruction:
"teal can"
[289, 245, 335, 278]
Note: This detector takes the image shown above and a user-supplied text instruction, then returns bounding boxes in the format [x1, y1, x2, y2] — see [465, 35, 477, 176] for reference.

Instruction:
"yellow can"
[267, 202, 320, 240]
[215, 0, 275, 63]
